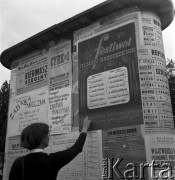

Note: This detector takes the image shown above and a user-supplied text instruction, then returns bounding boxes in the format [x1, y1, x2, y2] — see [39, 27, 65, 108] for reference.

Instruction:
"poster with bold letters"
[48, 87, 72, 134]
[138, 12, 174, 133]
[16, 53, 48, 95]
[7, 88, 48, 137]
[144, 134, 175, 180]
[78, 22, 143, 131]
[48, 40, 72, 91]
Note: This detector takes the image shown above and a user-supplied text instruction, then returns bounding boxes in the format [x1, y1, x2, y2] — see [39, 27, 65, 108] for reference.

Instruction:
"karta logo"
[102, 158, 174, 179]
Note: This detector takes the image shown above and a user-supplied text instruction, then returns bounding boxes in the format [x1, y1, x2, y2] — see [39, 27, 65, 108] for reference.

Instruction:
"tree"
[0, 81, 9, 172]
[166, 59, 175, 126]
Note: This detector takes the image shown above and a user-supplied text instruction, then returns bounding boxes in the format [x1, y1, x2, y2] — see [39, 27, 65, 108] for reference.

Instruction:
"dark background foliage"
[0, 81, 9, 174]
[167, 59, 175, 124]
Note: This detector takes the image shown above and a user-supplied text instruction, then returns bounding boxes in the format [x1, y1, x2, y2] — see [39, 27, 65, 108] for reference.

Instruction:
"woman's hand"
[81, 116, 91, 133]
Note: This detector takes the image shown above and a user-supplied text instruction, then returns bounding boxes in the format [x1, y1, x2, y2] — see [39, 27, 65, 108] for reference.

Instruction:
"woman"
[9, 116, 91, 180]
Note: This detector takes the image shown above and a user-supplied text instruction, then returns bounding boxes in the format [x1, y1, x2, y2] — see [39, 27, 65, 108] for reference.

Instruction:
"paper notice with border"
[87, 67, 129, 109]
[48, 40, 72, 91]
[145, 134, 175, 180]
[16, 53, 48, 95]
[8, 88, 48, 137]
[48, 87, 72, 135]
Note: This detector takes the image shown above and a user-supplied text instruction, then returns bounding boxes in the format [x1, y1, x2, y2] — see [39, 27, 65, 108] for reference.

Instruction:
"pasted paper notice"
[87, 67, 129, 109]
[8, 88, 48, 136]
[145, 134, 175, 180]
[48, 87, 72, 134]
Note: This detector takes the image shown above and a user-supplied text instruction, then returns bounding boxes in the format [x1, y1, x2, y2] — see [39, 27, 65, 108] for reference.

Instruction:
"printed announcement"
[16, 53, 48, 95]
[78, 22, 143, 130]
[48, 40, 72, 91]
[48, 87, 72, 134]
[145, 134, 175, 179]
[8, 88, 48, 136]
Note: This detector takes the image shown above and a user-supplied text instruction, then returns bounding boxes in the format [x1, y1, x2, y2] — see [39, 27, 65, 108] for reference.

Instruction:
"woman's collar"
[30, 149, 44, 153]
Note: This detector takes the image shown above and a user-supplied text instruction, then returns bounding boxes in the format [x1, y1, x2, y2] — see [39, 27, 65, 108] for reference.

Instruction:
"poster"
[9, 60, 19, 98]
[10, 68, 17, 99]
[73, 22, 100, 45]
[102, 125, 148, 180]
[7, 88, 48, 137]
[51, 130, 103, 180]
[141, 13, 163, 50]
[48, 87, 72, 135]
[3, 136, 29, 180]
[145, 134, 175, 180]
[16, 52, 48, 95]
[78, 22, 143, 130]
[72, 53, 79, 130]
[72, 23, 100, 130]
[87, 67, 129, 109]
[138, 12, 174, 133]
[48, 40, 72, 91]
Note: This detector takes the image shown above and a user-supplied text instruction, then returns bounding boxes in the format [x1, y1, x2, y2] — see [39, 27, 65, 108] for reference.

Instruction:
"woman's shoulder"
[13, 153, 49, 165]
[11, 156, 24, 168]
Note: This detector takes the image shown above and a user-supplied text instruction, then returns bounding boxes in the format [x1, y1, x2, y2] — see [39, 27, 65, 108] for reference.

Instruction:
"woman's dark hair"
[21, 123, 49, 150]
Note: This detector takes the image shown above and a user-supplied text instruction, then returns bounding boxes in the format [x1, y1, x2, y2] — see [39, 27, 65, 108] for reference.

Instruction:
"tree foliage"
[169, 76, 175, 118]
[166, 59, 175, 124]
[0, 81, 9, 169]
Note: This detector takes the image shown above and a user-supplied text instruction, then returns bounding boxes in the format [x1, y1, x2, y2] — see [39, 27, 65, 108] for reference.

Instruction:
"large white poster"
[8, 88, 48, 136]
[16, 53, 48, 95]
[48, 87, 72, 134]
[87, 67, 129, 109]
[141, 13, 163, 50]
[145, 134, 175, 180]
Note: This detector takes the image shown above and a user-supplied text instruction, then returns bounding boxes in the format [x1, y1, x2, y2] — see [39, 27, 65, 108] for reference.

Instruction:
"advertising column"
[137, 12, 174, 133]
[137, 12, 175, 179]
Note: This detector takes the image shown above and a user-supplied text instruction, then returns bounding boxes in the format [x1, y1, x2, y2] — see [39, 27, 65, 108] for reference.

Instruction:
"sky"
[0, 0, 175, 87]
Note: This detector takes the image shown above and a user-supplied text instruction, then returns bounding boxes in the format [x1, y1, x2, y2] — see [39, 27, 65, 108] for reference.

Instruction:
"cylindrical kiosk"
[0, 0, 174, 179]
